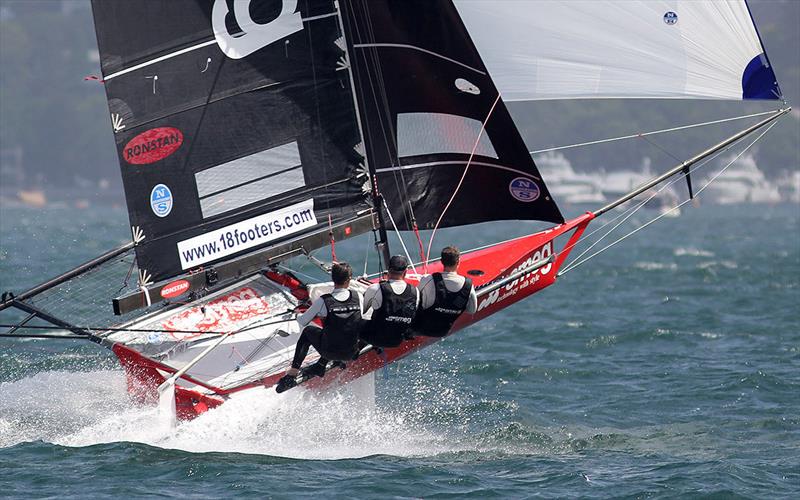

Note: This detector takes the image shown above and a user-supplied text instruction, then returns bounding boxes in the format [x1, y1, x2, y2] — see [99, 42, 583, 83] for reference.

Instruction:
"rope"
[412, 222, 427, 274]
[327, 214, 337, 262]
[426, 93, 502, 264]
[529, 109, 778, 155]
[558, 121, 777, 275]
[383, 198, 418, 274]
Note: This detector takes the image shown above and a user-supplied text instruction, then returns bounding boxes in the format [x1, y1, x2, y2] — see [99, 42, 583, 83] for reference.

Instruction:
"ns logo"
[212, 0, 303, 59]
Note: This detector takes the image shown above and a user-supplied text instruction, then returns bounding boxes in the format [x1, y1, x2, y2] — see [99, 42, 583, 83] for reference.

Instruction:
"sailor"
[276, 262, 364, 393]
[359, 255, 419, 349]
[411, 246, 477, 338]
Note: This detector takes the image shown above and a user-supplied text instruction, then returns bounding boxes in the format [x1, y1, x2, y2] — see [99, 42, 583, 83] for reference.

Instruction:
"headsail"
[92, 0, 371, 282]
[339, 0, 564, 230]
[453, 0, 782, 101]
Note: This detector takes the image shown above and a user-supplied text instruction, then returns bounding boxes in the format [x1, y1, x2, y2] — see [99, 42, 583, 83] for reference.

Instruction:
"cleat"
[275, 374, 297, 393]
[330, 360, 347, 370]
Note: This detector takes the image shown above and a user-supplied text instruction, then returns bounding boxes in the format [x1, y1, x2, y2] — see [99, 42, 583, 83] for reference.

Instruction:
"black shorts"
[302, 325, 356, 361]
[359, 324, 404, 348]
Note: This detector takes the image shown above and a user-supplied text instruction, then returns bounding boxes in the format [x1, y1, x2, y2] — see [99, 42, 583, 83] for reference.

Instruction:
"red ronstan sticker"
[123, 127, 183, 165]
[160, 279, 190, 299]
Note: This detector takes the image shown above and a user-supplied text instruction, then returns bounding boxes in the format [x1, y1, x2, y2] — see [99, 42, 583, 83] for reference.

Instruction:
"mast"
[335, 0, 391, 269]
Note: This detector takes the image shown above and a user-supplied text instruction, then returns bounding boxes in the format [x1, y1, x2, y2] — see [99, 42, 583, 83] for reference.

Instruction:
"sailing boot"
[275, 374, 298, 393]
[301, 360, 327, 379]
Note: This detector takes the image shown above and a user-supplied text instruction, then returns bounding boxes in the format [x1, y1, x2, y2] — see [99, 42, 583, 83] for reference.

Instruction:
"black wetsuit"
[291, 290, 363, 369]
[360, 282, 417, 348]
[412, 273, 472, 338]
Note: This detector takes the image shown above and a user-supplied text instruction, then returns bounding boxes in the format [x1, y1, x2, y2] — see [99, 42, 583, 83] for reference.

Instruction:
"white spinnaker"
[454, 0, 768, 101]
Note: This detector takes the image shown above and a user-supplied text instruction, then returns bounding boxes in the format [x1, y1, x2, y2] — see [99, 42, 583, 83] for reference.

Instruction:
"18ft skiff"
[1, 0, 790, 420]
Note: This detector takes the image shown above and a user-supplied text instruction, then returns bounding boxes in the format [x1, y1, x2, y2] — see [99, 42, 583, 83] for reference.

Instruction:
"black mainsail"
[339, 0, 564, 230]
[92, 0, 372, 282]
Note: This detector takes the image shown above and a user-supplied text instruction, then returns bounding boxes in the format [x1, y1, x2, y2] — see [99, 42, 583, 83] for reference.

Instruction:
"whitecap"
[633, 262, 678, 271]
[674, 247, 715, 257]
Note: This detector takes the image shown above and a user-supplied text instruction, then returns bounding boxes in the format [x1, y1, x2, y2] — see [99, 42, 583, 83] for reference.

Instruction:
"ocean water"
[0, 203, 798, 499]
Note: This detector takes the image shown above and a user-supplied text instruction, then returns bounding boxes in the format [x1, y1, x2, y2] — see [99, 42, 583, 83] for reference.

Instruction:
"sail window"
[196, 142, 305, 218]
[397, 112, 498, 159]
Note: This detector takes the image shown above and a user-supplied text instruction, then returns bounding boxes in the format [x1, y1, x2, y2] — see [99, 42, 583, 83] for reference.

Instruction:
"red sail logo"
[161, 287, 271, 339]
[123, 127, 183, 165]
[160, 279, 190, 299]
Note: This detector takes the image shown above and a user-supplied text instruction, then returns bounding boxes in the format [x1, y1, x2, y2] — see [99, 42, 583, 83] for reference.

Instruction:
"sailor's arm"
[465, 285, 478, 314]
[362, 283, 381, 314]
[297, 297, 326, 327]
[417, 275, 435, 309]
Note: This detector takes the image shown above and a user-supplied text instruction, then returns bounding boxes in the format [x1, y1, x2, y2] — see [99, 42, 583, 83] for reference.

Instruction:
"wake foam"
[0, 369, 463, 459]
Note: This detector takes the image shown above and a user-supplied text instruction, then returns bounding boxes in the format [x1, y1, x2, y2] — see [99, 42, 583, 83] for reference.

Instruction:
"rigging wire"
[555, 135, 725, 268]
[426, 93, 502, 265]
[359, 1, 418, 229]
[558, 121, 778, 276]
[277, 263, 321, 284]
[0, 312, 297, 338]
[344, 0, 417, 232]
[363, 230, 373, 277]
[556, 135, 731, 263]
[382, 198, 418, 274]
[637, 133, 684, 164]
[558, 139, 743, 274]
[529, 109, 780, 155]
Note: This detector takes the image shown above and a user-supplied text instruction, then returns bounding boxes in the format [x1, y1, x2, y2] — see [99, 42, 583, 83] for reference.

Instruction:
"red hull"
[112, 213, 594, 419]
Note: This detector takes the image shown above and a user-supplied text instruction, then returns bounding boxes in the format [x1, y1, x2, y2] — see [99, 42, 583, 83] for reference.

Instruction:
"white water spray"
[1, 369, 462, 459]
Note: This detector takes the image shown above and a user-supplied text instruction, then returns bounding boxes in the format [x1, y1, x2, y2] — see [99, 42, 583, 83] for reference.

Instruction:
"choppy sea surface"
[0, 203, 798, 499]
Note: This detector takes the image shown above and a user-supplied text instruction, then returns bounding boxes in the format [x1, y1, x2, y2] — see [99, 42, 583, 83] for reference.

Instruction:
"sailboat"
[0, 0, 790, 421]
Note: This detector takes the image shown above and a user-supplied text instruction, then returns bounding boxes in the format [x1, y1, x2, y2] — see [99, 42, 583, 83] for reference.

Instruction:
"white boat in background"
[534, 152, 606, 204]
[596, 158, 682, 214]
[701, 153, 781, 204]
[643, 189, 681, 217]
[776, 170, 800, 203]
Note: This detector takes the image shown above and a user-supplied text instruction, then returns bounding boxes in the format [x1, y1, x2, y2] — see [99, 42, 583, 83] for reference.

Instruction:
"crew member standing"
[360, 255, 419, 349]
[412, 246, 477, 338]
[276, 262, 363, 393]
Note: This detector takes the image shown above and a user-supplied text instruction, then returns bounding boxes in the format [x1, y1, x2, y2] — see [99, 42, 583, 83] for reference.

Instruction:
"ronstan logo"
[123, 127, 183, 164]
[160, 279, 190, 299]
